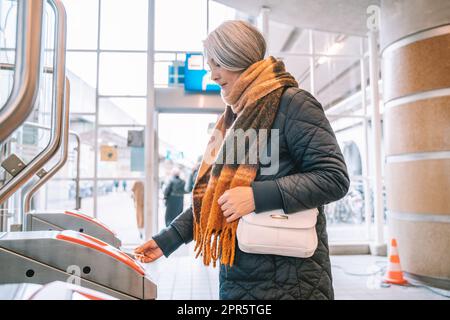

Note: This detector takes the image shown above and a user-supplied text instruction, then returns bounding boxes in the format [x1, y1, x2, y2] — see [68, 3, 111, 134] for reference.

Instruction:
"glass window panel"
[42, 1, 56, 52]
[36, 114, 95, 179]
[41, 179, 94, 215]
[62, 0, 99, 49]
[0, 0, 17, 111]
[208, 0, 236, 33]
[99, 52, 147, 95]
[0, 0, 17, 49]
[278, 56, 311, 92]
[67, 52, 97, 88]
[155, 0, 207, 51]
[290, 29, 311, 54]
[97, 126, 145, 178]
[325, 122, 388, 243]
[0, 61, 55, 185]
[265, 20, 299, 54]
[0, 74, 52, 183]
[66, 52, 97, 113]
[155, 53, 176, 62]
[314, 30, 362, 56]
[97, 179, 143, 244]
[314, 57, 361, 110]
[176, 53, 186, 62]
[1, 72, 54, 174]
[51, 133, 84, 180]
[0, 51, 15, 110]
[38, 69, 55, 124]
[99, 98, 146, 125]
[157, 113, 219, 231]
[100, 0, 147, 50]
[154, 61, 170, 86]
[70, 114, 95, 178]
[158, 113, 218, 164]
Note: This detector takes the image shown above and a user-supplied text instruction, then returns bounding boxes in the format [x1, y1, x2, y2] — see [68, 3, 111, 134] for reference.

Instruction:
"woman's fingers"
[134, 239, 156, 254]
[135, 252, 154, 263]
[222, 207, 234, 217]
[134, 240, 163, 263]
[218, 191, 229, 206]
[220, 202, 232, 213]
[226, 213, 240, 223]
[134, 245, 144, 254]
[135, 248, 163, 264]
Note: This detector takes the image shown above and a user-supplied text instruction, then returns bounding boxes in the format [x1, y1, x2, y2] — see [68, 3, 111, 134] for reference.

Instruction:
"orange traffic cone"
[384, 238, 408, 285]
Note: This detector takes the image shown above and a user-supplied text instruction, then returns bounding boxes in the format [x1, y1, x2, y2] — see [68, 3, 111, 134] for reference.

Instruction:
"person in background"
[185, 156, 202, 194]
[114, 180, 119, 192]
[131, 180, 144, 239]
[122, 180, 127, 192]
[163, 167, 186, 227]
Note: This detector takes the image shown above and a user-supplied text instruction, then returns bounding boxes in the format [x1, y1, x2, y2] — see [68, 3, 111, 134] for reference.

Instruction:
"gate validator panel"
[0, 230, 156, 300]
[0, 281, 117, 300]
[26, 210, 122, 248]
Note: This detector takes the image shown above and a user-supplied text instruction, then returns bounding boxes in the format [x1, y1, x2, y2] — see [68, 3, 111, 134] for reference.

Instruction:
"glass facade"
[0, 0, 386, 246]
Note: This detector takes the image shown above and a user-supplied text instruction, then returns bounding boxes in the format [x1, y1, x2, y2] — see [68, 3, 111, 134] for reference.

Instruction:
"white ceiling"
[214, 0, 380, 36]
[212, 0, 376, 109]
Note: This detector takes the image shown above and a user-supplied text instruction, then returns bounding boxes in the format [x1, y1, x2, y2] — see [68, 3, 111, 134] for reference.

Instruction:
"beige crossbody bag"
[236, 208, 319, 258]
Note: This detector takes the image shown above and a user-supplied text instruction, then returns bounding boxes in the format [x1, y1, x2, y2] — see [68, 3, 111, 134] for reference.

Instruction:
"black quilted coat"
[153, 88, 350, 300]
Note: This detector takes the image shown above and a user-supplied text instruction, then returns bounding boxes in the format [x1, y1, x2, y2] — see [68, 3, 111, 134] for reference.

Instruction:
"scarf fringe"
[191, 56, 298, 268]
[193, 222, 237, 267]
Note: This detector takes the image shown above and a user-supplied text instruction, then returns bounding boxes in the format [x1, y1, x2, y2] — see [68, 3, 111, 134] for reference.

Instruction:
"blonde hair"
[203, 20, 266, 72]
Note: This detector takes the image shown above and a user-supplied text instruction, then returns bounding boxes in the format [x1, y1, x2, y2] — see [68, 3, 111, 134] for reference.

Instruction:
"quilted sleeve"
[275, 91, 350, 213]
[153, 206, 194, 257]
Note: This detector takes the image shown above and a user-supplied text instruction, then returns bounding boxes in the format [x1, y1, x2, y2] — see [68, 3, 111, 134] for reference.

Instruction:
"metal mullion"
[51, 177, 143, 181]
[360, 37, 372, 242]
[154, 59, 179, 63]
[275, 52, 364, 59]
[309, 30, 315, 95]
[98, 95, 147, 99]
[67, 49, 147, 53]
[70, 112, 96, 116]
[97, 124, 145, 128]
[145, 0, 156, 239]
[66, 49, 97, 53]
[98, 49, 147, 53]
[155, 50, 202, 55]
[93, 0, 102, 219]
[206, 0, 210, 34]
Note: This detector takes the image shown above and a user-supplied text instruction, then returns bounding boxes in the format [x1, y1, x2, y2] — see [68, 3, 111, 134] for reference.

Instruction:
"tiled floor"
[139, 244, 450, 300]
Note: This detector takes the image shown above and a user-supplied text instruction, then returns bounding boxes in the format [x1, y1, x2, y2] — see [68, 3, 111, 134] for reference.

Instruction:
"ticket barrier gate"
[0, 281, 117, 300]
[0, 230, 157, 300]
[25, 210, 122, 248]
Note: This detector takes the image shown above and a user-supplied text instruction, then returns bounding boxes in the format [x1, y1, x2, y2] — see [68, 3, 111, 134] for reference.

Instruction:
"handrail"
[0, 0, 67, 205]
[1, 66, 81, 211]
[0, 1, 44, 142]
[23, 78, 70, 216]
[22, 115, 82, 211]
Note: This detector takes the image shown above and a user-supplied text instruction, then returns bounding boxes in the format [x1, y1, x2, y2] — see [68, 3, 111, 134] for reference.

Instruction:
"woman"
[163, 167, 186, 227]
[135, 20, 349, 300]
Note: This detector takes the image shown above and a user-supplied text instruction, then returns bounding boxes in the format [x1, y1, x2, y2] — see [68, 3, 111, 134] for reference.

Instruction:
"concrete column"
[381, 0, 450, 290]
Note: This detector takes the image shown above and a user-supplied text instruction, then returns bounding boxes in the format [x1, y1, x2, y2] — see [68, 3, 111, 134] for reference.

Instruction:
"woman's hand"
[134, 239, 163, 263]
[218, 187, 255, 223]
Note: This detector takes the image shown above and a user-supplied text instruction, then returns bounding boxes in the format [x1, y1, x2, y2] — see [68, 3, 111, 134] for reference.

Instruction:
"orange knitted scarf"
[192, 56, 298, 267]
